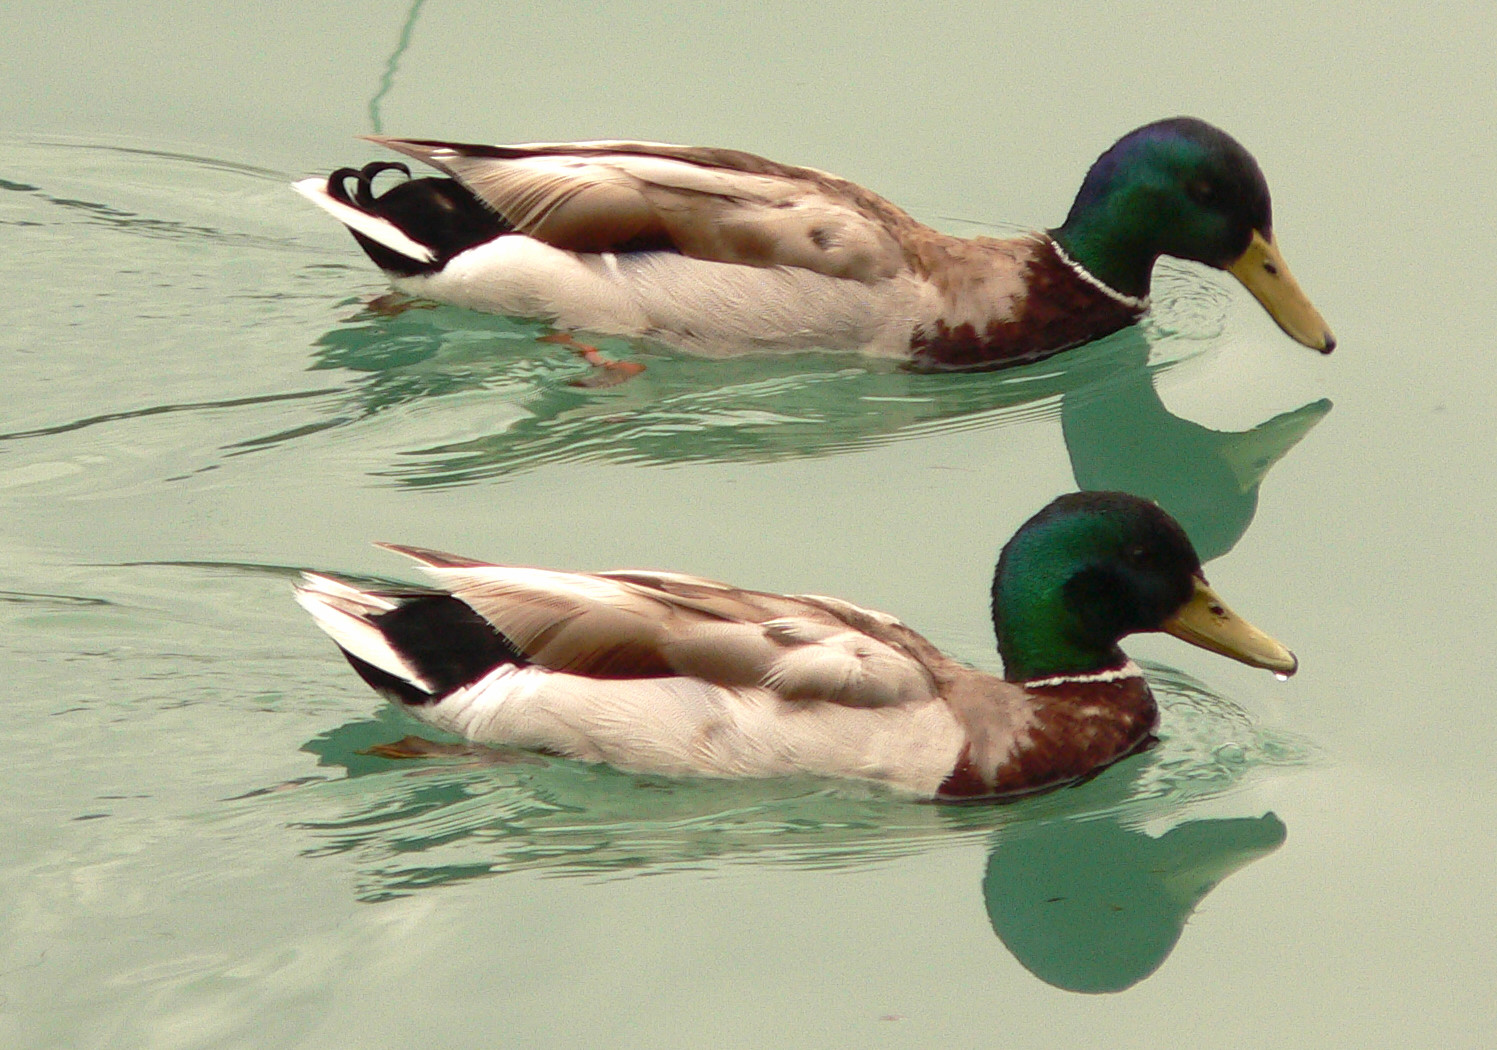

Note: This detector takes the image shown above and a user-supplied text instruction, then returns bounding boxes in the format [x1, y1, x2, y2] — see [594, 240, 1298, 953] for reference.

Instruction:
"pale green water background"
[1, 2, 1494, 1047]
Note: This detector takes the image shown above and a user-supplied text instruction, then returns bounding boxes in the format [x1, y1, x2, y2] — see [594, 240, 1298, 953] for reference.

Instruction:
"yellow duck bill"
[1227, 230, 1336, 353]
[1161, 576, 1298, 675]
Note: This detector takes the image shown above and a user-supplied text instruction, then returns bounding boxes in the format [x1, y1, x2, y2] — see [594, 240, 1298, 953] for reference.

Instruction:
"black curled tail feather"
[356, 595, 529, 707]
[326, 161, 512, 277]
[328, 162, 413, 209]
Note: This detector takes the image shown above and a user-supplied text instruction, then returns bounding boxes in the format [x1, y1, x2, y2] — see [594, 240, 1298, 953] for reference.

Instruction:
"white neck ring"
[1021, 661, 1145, 689]
[1046, 237, 1151, 311]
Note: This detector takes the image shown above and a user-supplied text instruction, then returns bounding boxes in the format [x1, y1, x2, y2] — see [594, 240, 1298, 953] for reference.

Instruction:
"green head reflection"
[982, 811, 1286, 993]
[1062, 329, 1329, 562]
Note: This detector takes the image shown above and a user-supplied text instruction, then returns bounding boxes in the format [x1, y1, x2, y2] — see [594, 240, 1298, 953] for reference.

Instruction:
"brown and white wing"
[600, 569, 937, 707]
[378, 544, 690, 678]
[380, 546, 936, 707]
[367, 138, 910, 282]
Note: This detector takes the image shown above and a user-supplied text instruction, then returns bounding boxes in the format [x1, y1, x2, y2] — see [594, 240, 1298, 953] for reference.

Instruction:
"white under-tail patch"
[294, 575, 434, 692]
[420, 663, 556, 742]
[292, 178, 437, 266]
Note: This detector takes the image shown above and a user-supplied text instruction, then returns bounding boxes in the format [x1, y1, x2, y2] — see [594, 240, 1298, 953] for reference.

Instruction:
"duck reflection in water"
[982, 809, 1286, 993]
[295, 317, 1326, 560]
[1060, 330, 1329, 561]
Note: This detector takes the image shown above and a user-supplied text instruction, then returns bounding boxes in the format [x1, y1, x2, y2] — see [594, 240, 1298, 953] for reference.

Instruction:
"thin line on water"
[368, 0, 430, 134]
[0, 387, 344, 443]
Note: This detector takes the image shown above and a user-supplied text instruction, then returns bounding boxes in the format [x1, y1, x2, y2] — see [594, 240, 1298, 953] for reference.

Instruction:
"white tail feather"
[294, 577, 434, 692]
[297, 572, 399, 614]
[292, 178, 437, 265]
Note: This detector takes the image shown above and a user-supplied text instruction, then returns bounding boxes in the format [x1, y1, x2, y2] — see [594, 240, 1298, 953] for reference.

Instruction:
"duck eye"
[1187, 179, 1217, 206]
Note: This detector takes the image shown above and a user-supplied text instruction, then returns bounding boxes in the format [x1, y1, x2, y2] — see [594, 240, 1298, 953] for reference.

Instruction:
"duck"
[293, 117, 1334, 372]
[294, 492, 1296, 800]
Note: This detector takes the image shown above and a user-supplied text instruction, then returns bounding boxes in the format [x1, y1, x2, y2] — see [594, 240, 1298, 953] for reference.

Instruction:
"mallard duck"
[294, 117, 1334, 371]
[295, 492, 1296, 799]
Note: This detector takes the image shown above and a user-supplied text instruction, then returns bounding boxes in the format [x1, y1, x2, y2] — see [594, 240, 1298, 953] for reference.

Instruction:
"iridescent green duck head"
[1051, 117, 1334, 352]
[991, 492, 1297, 684]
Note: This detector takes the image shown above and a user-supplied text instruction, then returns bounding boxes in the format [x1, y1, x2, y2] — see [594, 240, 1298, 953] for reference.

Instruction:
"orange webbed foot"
[539, 331, 646, 388]
[363, 293, 436, 317]
[361, 735, 545, 767]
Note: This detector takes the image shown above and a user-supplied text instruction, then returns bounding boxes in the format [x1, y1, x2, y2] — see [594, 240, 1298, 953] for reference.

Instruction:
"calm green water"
[2, 1, 1494, 1047]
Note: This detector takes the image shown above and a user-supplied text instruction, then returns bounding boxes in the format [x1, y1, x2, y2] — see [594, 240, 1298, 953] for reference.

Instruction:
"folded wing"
[367, 138, 913, 282]
[381, 545, 936, 708]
